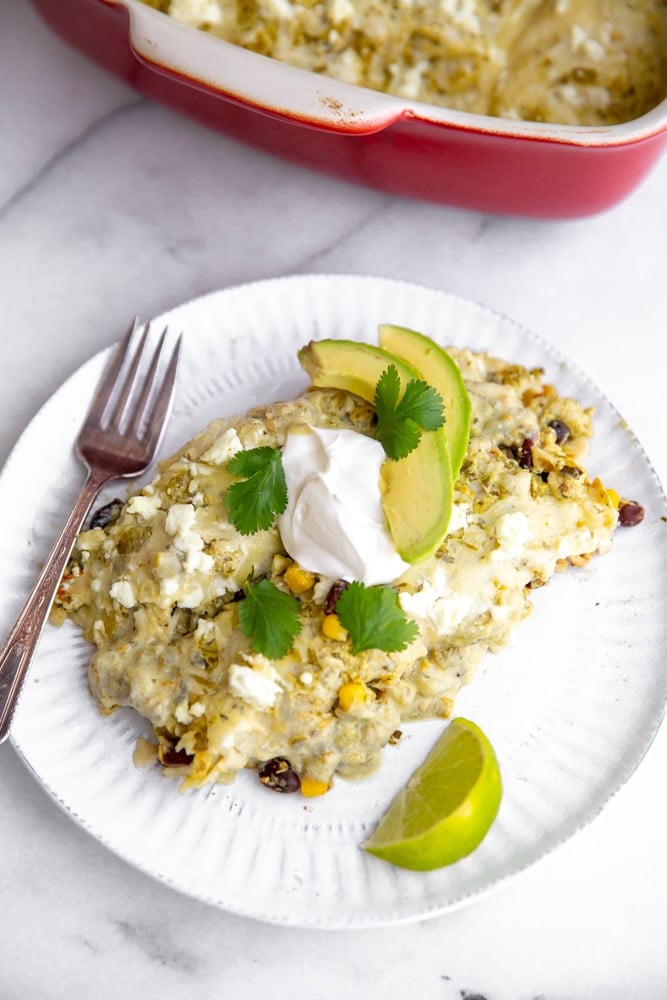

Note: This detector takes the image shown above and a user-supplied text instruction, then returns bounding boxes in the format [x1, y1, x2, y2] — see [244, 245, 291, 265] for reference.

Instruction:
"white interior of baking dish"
[111, 0, 667, 144]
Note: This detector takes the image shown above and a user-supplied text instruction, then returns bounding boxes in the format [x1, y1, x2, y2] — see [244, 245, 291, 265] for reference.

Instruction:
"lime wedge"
[364, 718, 502, 870]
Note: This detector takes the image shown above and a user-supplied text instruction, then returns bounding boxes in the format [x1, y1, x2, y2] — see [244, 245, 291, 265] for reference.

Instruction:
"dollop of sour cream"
[278, 425, 409, 585]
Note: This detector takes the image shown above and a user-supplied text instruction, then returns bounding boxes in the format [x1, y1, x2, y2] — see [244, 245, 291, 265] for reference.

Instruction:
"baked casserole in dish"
[32, 0, 667, 212]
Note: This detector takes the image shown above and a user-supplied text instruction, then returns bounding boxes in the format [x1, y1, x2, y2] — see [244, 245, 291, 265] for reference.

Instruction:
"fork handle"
[0, 468, 111, 744]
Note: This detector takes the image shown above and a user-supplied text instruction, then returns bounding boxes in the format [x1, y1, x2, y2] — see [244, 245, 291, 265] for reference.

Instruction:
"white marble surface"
[1, 0, 667, 995]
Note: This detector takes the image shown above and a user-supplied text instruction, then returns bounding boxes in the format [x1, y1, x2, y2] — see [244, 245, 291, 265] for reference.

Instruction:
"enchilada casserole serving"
[53, 343, 621, 794]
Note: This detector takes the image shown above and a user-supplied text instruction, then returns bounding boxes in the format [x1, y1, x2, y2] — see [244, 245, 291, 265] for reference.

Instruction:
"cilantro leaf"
[397, 379, 446, 430]
[375, 417, 422, 462]
[225, 446, 288, 535]
[374, 365, 445, 460]
[374, 363, 401, 415]
[335, 581, 419, 655]
[237, 578, 302, 659]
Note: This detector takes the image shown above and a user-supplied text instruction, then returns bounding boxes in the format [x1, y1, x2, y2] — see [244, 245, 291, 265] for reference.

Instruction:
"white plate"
[2, 275, 666, 928]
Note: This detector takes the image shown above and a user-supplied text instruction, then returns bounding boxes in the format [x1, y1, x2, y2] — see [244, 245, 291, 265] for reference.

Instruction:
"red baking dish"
[32, 0, 667, 217]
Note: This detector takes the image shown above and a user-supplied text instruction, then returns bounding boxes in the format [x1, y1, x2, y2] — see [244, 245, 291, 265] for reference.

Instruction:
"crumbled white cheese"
[229, 663, 282, 710]
[300, 671, 314, 685]
[431, 591, 480, 631]
[168, 0, 223, 26]
[493, 511, 532, 559]
[127, 493, 162, 520]
[183, 461, 212, 479]
[213, 575, 236, 596]
[448, 502, 470, 534]
[154, 551, 181, 578]
[571, 25, 605, 61]
[400, 573, 481, 631]
[399, 563, 484, 630]
[174, 701, 192, 724]
[110, 579, 137, 608]
[160, 576, 180, 598]
[179, 584, 205, 608]
[165, 503, 196, 536]
[195, 618, 216, 638]
[164, 502, 214, 575]
[184, 549, 215, 574]
[556, 84, 584, 106]
[201, 428, 243, 465]
[328, 0, 354, 25]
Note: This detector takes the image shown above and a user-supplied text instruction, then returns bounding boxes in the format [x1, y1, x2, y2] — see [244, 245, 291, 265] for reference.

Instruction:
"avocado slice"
[378, 324, 471, 480]
[298, 338, 453, 564]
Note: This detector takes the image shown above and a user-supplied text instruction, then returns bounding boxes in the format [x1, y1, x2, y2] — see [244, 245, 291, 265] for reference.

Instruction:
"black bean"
[618, 500, 645, 527]
[548, 419, 571, 444]
[258, 757, 301, 793]
[89, 497, 123, 529]
[158, 747, 194, 767]
[324, 580, 349, 615]
[517, 438, 534, 469]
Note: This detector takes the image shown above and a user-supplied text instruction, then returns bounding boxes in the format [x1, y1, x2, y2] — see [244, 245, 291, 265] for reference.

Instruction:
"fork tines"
[96, 317, 181, 442]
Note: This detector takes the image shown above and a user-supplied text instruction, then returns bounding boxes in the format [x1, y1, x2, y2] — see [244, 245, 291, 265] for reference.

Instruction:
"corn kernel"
[283, 564, 315, 594]
[322, 613, 348, 641]
[606, 487, 620, 508]
[337, 681, 366, 711]
[591, 477, 619, 508]
[300, 777, 330, 797]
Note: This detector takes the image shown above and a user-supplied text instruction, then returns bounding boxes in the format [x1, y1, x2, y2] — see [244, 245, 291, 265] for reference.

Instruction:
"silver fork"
[0, 317, 181, 743]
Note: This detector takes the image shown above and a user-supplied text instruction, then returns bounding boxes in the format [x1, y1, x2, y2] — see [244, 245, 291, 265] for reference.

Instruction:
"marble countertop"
[1, 1, 666, 995]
